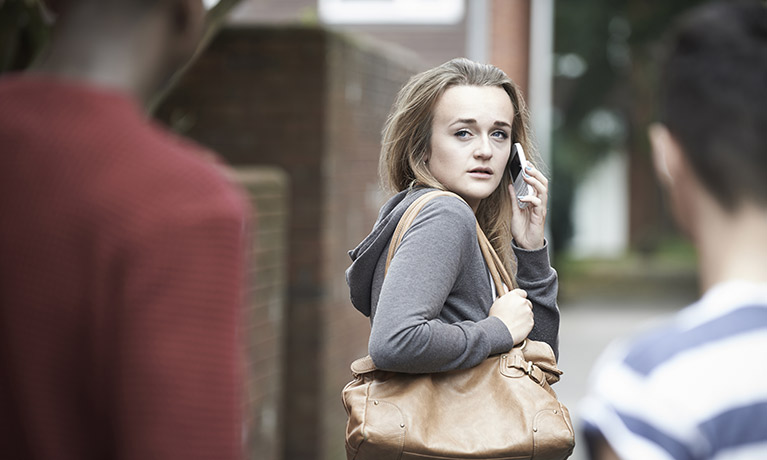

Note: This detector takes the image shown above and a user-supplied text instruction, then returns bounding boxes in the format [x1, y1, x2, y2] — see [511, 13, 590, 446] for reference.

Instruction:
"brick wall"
[234, 168, 289, 460]
[230, 0, 466, 69]
[319, 33, 419, 459]
[489, 0, 531, 96]
[156, 26, 418, 460]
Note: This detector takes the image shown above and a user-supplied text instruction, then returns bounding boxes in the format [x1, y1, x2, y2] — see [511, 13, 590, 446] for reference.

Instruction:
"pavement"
[554, 297, 688, 460]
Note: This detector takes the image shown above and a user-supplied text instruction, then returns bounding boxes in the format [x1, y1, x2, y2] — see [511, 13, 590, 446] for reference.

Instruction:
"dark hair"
[659, 0, 767, 210]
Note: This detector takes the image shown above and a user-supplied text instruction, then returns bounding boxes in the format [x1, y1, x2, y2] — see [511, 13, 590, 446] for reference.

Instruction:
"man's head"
[42, 0, 206, 100]
[649, 0, 767, 234]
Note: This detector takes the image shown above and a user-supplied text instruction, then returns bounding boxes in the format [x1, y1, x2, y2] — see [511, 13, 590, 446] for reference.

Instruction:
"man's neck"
[696, 202, 767, 292]
[32, 16, 166, 104]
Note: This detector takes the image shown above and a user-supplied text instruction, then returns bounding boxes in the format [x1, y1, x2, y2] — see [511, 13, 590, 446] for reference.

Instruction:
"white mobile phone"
[508, 143, 531, 208]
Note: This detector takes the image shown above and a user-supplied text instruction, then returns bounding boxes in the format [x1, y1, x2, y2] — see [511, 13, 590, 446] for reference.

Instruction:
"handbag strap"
[476, 223, 516, 294]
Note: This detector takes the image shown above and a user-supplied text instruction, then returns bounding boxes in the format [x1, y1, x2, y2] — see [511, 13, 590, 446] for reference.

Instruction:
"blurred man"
[0, 1, 248, 459]
[580, 1, 767, 459]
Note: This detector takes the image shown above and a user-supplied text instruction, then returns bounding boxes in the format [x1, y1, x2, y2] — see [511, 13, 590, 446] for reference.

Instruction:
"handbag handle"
[385, 190, 516, 295]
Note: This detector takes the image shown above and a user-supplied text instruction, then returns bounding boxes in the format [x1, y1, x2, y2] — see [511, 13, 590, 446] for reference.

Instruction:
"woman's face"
[427, 85, 514, 211]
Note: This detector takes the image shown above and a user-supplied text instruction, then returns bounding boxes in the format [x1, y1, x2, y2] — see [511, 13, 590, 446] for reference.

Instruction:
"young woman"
[346, 58, 560, 374]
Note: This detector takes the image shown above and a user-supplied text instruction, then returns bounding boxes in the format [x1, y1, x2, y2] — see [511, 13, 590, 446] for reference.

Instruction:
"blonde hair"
[380, 57, 542, 281]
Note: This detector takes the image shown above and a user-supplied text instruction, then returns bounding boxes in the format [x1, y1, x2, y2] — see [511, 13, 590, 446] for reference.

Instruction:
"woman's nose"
[474, 137, 493, 159]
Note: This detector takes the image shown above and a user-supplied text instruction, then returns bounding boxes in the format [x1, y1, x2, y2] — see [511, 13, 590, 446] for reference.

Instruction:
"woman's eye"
[454, 130, 471, 138]
[492, 131, 509, 139]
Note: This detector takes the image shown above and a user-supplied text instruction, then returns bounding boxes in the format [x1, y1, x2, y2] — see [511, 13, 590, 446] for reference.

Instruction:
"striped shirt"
[581, 281, 767, 460]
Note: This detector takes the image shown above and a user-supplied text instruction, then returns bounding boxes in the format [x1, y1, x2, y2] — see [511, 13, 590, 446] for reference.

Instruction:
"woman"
[346, 58, 559, 374]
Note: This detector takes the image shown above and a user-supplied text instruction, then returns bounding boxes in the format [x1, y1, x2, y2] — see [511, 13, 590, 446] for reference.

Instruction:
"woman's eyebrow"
[449, 118, 478, 127]
[448, 118, 511, 129]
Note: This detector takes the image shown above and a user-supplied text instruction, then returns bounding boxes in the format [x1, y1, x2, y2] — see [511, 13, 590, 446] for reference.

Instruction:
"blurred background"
[1, 0, 706, 459]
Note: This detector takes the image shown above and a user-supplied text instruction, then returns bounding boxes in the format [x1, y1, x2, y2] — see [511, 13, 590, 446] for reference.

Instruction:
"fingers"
[518, 194, 543, 209]
[522, 165, 549, 210]
[508, 289, 533, 313]
[507, 183, 535, 212]
[511, 288, 527, 298]
[524, 164, 549, 187]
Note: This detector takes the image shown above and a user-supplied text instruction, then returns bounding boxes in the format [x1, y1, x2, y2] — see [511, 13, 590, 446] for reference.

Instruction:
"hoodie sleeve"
[512, 239, 560, 360]
[368, 196, 514, 373]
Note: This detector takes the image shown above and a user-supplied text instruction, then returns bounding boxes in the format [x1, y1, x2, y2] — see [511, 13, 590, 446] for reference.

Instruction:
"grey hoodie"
[346, 187, 560, 373]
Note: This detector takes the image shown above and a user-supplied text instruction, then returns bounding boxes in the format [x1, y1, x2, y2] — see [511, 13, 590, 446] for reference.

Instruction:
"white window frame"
[318, 0, 465, 25]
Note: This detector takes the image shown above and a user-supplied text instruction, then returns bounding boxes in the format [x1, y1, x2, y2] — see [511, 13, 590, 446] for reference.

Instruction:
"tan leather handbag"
[342, 191, 575, 460]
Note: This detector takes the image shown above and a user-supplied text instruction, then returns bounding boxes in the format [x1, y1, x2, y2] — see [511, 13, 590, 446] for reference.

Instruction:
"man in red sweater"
[0, 1, 249, 459]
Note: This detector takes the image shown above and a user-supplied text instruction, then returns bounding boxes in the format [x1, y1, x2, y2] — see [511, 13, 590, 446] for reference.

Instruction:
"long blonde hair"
[380, 57, 541, 279]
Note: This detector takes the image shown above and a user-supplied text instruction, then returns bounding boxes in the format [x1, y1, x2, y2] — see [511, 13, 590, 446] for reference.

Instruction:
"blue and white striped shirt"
[581, 281, 767, 460]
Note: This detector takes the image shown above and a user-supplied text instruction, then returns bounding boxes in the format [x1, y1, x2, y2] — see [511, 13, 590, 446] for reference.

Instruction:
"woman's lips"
[468, 168, 493, 179]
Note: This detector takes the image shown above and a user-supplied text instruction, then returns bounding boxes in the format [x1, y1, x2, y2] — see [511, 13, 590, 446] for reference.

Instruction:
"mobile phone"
[508, 143, 531, 208]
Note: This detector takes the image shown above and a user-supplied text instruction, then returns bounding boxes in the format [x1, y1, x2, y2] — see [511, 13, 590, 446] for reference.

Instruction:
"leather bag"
[342, 190, 575, 459]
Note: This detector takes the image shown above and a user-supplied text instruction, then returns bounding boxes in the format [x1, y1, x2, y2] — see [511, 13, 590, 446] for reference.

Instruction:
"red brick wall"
[230, 0, 466, 69]
[319, 32, 419, 459]
[338, 23, 467, 68]
[156, 26, 418, 460]
[489, 0, 531, 96]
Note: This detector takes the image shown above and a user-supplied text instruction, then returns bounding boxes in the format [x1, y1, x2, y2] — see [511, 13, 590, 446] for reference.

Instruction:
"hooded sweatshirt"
[346, 187, 560, 373]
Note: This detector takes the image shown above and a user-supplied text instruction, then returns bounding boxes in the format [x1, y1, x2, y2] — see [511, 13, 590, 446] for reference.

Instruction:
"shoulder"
[619, 283, 767, 379]
[410, 191, 476, 232]
[402, 191, 477, 249]
[620, 300, 767, 377]
[149, 128, 247, 208]
[88, 124, 248, 240]
[391, 191, 478, 265]
[0, 79, 248, 251]
[584, 300, 767, 460]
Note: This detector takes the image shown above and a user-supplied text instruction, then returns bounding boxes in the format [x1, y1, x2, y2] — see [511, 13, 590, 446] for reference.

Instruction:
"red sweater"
[0, 76, 249, 460]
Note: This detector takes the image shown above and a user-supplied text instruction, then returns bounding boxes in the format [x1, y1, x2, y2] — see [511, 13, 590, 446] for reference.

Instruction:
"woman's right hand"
[489, 289, 534, 346]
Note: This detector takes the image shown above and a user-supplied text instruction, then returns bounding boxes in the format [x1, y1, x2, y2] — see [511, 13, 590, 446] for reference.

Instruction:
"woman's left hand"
[508, 164, 548, 250]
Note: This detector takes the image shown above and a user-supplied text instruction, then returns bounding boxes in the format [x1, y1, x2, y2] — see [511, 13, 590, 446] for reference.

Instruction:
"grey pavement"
[554, 298, 683, 460]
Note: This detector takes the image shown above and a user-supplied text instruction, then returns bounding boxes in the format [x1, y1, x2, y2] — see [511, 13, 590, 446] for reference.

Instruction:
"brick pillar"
[235, 167, 289, 460]
[489, 0, 531, 95]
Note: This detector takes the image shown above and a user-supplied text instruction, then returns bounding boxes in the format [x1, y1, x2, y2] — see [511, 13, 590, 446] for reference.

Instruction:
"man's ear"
[648, 123, 686, 189]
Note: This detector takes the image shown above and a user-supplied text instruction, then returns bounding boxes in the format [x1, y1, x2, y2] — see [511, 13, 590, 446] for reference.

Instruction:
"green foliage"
[550, 0, 706, 250]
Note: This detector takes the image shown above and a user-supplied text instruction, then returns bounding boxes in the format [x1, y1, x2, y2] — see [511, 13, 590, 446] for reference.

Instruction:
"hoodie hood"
[346, 187, 433, 317]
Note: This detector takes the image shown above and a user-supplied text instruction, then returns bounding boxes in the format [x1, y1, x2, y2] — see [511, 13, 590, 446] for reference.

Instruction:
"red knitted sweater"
[0, 75, 249, 460]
